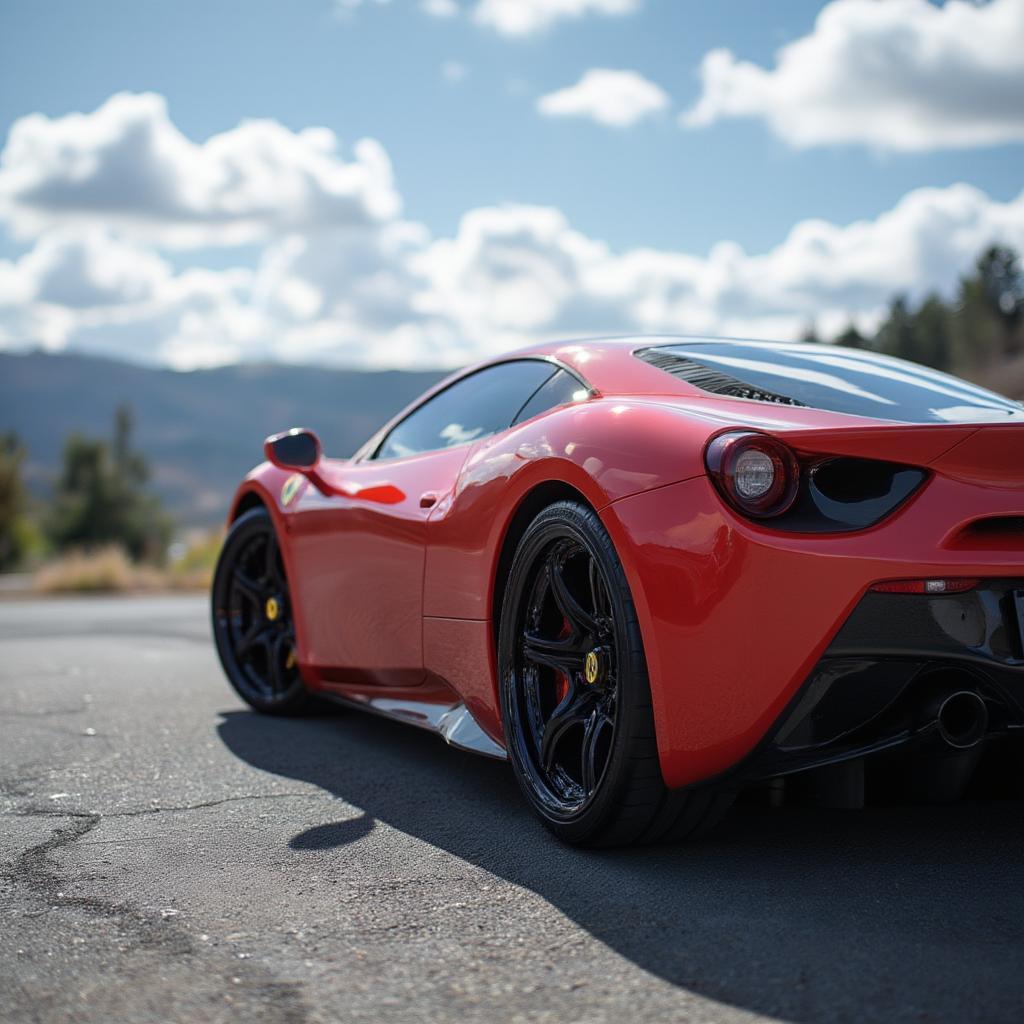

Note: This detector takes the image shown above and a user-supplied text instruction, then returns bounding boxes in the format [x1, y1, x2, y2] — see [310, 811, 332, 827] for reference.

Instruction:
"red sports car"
[212, 337, 1024, 845]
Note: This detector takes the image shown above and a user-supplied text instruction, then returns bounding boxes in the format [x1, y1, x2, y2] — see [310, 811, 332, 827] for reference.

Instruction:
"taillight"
[705, 431, 799, 519]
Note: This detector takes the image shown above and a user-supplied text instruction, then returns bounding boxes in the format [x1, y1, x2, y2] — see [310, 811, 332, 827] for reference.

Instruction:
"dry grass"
[33, 546, 165, 594]
[32, 533, 223, 594]
[167, 531, 223, 591]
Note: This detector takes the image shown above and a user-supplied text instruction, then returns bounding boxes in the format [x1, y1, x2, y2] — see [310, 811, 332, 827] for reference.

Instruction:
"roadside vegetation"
[1, 404, 220, 593]
[0, 432, 41, 571]
[31, 543, 218, 594]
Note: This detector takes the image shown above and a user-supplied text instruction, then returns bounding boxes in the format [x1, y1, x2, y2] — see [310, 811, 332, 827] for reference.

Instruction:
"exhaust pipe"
[933, 690, 988, 750]
[903, 682, 989, 803]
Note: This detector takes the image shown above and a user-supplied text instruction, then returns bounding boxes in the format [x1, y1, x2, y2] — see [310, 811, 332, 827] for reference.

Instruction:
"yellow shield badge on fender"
[281, 473, 304, 507]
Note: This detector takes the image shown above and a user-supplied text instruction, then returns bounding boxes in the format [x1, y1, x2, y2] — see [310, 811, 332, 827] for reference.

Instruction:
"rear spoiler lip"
[735, 423, 983, 468]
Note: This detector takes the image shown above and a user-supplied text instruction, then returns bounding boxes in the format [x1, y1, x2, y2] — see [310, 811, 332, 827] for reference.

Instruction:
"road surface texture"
[2, 595, 1022, 1024]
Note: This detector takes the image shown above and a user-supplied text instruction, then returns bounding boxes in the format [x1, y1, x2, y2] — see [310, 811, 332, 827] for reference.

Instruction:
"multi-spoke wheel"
[499, 500, 733, 846]
[512, 534, 618, 814]
[212, 507, 312, 714]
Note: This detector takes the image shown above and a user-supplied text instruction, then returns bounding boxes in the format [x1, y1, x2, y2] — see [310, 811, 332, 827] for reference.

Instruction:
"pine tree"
[0, 433, 28, 570]
[45, 405, 171, 562]
[835, 323, 868, 349]
[912, 294, 952, 373]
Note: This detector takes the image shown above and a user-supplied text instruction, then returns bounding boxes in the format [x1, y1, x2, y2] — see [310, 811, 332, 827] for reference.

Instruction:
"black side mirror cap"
[264, 428, 322, 471]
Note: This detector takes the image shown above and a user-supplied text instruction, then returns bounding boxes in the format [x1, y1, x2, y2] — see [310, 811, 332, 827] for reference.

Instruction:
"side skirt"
[321, 692, 508, 761]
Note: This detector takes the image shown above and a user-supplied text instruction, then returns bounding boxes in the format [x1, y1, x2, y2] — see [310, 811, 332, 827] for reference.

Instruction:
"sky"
[0, 0, 1022, 369]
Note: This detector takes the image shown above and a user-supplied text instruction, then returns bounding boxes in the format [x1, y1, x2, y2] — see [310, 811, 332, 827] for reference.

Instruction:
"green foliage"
[977, 245, 1023, 331]
[45, 404, 172, 563]
[834, 244, 1024, 378]
[0, 432, 30, 570]
[913, 294, 953, 373]
[875, 296, 916, 362]
[834, 323, 868, 350]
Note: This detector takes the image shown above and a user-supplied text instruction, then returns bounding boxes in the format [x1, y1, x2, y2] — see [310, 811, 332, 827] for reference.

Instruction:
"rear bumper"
[735, 581, 1024, 782]
[603, 473, 1024, 789]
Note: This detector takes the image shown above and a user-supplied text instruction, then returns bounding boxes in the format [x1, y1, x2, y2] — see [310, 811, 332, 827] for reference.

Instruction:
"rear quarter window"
[637, 342, 1024, 424]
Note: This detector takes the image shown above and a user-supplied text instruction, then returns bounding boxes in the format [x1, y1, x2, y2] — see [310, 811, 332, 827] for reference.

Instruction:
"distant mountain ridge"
[0, 350, 446, 527]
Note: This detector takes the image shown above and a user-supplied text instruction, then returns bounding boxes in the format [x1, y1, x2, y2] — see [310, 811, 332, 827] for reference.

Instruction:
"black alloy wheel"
[212, 507, 311, 714]
[499, 500, 733, 846]
[511, 534, 618, 815]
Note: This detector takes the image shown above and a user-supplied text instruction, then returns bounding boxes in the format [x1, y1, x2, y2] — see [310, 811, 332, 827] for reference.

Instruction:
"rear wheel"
[498, 500, 732, 846]
[212, 507, 313, 714]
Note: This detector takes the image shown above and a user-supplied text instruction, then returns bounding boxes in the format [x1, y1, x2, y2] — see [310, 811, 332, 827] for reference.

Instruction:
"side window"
[373, 360, 556, 460]
[512, 369, 587, 426]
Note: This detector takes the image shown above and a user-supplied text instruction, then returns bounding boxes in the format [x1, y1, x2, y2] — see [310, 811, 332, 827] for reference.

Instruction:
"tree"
[46, 405, 171, 562]
[835, 323, 868, 349]
[951, 266, 1005, 371]
[912, 294, 952, 373]
[875, 296, 918, 362]
[0, 433, 29, 570]
[976, 245, 1023, 356]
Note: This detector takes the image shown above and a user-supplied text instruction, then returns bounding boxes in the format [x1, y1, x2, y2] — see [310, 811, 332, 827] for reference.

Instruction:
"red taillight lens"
[705, 431, 799, 518]
[871, 578, 980, 594]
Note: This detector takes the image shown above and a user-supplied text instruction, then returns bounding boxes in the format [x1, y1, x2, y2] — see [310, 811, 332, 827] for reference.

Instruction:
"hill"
[0, 350, 446, 527]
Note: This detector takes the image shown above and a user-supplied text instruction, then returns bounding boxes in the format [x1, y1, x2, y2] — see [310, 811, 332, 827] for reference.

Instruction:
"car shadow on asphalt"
[218, 707, 1024, 1023]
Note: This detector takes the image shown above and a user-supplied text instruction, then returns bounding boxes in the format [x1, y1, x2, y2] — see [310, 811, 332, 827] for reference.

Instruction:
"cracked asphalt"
[2, 595, 1024, 1024]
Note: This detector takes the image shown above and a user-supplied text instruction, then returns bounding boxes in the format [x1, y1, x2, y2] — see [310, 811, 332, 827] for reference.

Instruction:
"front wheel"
[211, 507, 313, 714]
[498, 500, 731, 846]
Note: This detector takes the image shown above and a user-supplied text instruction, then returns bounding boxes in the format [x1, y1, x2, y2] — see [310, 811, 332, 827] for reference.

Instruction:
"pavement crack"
[1, 791, 322, 822]
[3, 802, 315, 1023]
[102, 791, 322, 817]
[2, 808, 194, 954]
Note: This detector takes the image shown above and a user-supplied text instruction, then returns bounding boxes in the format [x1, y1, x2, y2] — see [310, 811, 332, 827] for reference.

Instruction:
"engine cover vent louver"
[636, 348, 805, 407]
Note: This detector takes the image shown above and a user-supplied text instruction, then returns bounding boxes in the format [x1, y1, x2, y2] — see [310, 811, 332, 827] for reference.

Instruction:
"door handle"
[419, 492, 439, 509]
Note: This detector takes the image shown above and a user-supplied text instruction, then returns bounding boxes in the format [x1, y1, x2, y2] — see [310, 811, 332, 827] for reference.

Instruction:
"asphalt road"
[2, 595, 1023, 1024]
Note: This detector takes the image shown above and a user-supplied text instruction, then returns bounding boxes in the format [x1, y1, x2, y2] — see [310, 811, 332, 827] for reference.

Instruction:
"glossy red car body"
[227, 338, 1024, 790]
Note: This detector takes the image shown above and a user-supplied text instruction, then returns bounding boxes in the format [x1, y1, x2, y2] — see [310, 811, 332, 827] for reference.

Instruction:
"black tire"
[211, 507, 316, 715]
[498, 499, 732, 846]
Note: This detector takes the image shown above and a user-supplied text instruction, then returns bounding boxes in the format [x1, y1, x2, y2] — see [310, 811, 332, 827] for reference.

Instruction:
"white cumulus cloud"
[0, 229, 258, 366]
[4, 183, 1024, 369]
[474, 0, 641, 37]
[681, 0, 1024, 151]
[0, 92, 401, 247]
[416, 184, 1024, 352]
[2, 92, 1023, 369]
[537, 69, 669, 127]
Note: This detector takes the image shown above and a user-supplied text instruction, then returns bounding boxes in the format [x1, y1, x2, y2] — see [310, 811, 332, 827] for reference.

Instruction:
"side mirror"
[263, 428, 404, 506]
[264, 428, 322, 471]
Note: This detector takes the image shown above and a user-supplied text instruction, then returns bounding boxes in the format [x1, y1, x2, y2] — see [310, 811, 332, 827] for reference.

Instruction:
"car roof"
[496, 335, 805, 398]
[493, 335, 1024, 427]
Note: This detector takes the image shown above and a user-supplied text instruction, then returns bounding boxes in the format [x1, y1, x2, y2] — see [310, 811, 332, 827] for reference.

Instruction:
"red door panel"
[288, 447, 469, 686]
